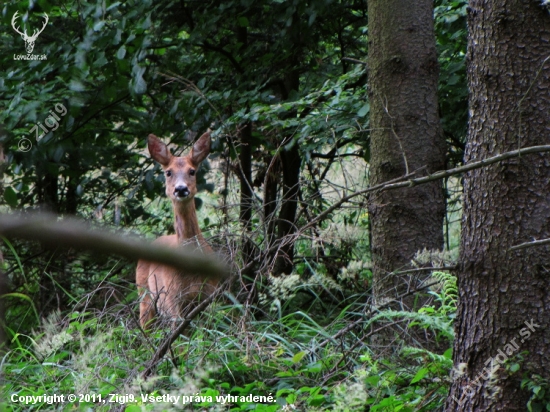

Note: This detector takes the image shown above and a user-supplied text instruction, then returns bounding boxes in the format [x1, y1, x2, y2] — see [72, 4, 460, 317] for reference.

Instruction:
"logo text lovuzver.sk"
[11, 11, 48, 60]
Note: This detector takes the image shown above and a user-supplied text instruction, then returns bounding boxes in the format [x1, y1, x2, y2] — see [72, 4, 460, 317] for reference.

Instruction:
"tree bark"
[367, 0, 446, 306]
[274, 143, 301, 275]
[37, 167, 59, 213]
[263, 154, 279, 247]
[445, 2, 550, 411]
[273, 11, 302, 276]
[239, 124, 253, 226]
[238, 123, 255, 275]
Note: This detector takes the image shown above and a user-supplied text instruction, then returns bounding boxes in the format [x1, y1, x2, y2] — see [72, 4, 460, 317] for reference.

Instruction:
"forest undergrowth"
[0, 161, 462, 411]
[0, 236, 457, 411]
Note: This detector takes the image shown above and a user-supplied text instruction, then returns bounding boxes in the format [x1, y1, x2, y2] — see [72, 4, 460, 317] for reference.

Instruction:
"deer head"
[147, 131, 211, 208]
[12, 11, 48, 54]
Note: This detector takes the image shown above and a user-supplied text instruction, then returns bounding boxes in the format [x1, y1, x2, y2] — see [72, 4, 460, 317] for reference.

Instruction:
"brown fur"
[136, 131, 217, 328]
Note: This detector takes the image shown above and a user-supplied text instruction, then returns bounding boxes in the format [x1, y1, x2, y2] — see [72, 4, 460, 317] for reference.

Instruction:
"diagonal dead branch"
[304, 144, 550, 232]
[141, 283, 228, 379]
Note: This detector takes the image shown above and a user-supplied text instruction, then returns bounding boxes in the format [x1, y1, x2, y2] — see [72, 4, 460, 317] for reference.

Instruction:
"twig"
[141, 284, 227, 379]
[391, 265, 457, 275]
[303, 144, 550, 232]
[342, 57, 368, 66]
[380, 145, 550, 191]
[320, 319, 407, 387]
[509, 238, 550, 251]
[246, 145, 550, 276]
[302, 167, 425, 233]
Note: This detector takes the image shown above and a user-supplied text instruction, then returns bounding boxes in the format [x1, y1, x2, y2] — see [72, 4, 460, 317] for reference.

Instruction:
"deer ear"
[190, 131, 211, 165]
[147, 134, 172, 166]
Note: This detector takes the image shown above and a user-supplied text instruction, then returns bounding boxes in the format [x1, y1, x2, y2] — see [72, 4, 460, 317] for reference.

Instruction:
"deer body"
[136, 131, 217, 328]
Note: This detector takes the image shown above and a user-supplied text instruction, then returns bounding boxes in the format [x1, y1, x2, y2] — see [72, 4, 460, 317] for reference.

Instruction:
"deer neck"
[173, 200, 204, 246]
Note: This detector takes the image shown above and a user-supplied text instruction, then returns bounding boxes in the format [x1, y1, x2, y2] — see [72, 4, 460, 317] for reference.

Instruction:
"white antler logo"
[11, 11, 48, 54]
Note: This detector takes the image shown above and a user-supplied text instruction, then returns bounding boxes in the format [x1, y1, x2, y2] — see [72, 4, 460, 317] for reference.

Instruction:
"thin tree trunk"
[38, 168, 59, 213]
[273, 12, 302, 276]
[274, 144, 301, 275]
[445, 2, 550, 410]
[0, 137, 5, 353]
[0, 267, 6, 354]
[239, 122, 255, 275]
[263, 154, 279, 254]
[367, 0, 446, 306]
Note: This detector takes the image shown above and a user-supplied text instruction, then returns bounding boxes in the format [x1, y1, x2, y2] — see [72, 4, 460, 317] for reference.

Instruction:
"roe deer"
[136, 131, 217, 328]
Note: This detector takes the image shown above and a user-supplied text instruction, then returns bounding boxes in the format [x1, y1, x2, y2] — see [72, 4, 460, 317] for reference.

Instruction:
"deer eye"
[165, 170, 172, 177]
[189, 169, 196, 176]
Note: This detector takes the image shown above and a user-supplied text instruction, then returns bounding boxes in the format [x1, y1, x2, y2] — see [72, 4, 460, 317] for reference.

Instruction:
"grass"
[0, 160, 460, 411]
[1, 267, 456, 411]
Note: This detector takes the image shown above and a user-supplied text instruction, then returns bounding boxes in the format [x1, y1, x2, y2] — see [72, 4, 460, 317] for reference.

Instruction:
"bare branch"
[381, 145, 550, 191]
[0, 213, 227, 279]
[304, 145, 550, 231]
[391, 265, 457, 275]
[141, 284, 227, 379]
[342, 57, 368, 66]
[510, 237, 550, 251]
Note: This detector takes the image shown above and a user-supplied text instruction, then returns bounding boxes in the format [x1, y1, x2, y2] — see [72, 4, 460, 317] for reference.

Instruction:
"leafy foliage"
[0, 0, 469, 410]
[434, 0, 468, 166]
[1, 271, 456, 411]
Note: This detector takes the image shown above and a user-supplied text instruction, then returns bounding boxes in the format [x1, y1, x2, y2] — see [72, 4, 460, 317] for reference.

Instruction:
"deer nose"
[174, 185, 190, 198]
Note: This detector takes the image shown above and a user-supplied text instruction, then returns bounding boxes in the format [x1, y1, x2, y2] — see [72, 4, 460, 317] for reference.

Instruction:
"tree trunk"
[0, 135, 5, 350]
[367, 0, 446, 306]
[236, 23, 254, 266]
[0, 267, 6, 354]
[274, 144, 301, 275]
[239, 124, 253, 226]
[273, 11, 302, 276]
[239, 122, 255, 275]
[37, 166, 59, 213]
[445, 2, 550, 410]
[263, 153, 279, 254]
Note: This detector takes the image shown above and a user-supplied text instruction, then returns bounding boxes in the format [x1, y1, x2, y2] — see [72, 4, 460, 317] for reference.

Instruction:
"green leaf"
[93, 20, 105, 31]
[141, 15, 152, 29]
[308, 395, 325, 406]
[106, 2, 122, 12]
[113, 29, 122, 45]
[308, 12, 317, 26]
[292, 350, 306, 363]
[117, 46, 127, 60]
[357, 103, 370, 117]
[69, 80, 86, 92]
[0, 293, 39, 321]
[238, 16, 249, 27]
[509, 363, 520, 372]
[4, 187, 17, 207]
[410, 367, 429, 384]
[93, 53, 108, 68]
[132, 73, 147, 94]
